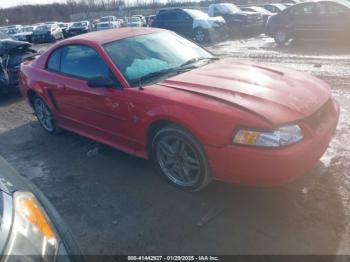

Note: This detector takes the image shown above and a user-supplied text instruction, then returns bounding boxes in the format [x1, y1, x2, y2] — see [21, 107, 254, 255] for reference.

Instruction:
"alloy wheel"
[195, 29, 205, 43]
[156, 135, 201, 187]
[34, 98, 55, 133]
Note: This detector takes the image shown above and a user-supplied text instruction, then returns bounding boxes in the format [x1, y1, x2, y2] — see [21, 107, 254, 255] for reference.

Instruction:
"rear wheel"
[152, 124, 212, 191]
[33, 96, 61, 134]
[274, 29, 289, 45]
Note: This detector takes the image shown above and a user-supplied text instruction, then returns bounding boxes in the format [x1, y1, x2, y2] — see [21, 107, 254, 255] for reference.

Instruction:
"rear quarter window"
[46, 48, 61, 72]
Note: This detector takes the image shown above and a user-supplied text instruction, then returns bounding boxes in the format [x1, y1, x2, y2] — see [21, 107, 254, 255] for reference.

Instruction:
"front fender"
[141, 104, 237, 148]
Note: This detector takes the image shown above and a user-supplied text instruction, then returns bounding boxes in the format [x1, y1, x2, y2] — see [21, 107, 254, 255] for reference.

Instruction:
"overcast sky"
[0, 0, 65, 9]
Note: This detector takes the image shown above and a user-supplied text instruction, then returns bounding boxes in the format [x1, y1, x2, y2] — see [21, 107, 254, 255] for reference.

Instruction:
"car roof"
[67, 27, 165, 45]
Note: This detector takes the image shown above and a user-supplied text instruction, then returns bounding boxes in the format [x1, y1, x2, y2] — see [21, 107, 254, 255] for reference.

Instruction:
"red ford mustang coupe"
[20, 28, 339, 191]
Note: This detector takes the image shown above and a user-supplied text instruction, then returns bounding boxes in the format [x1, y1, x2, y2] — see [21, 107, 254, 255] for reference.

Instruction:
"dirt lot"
[0, 36, 349, 255]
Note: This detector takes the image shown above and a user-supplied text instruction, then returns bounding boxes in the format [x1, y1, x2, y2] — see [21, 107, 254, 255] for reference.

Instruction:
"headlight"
[4, 191, 60, 257]
[233, 124, 303, 147]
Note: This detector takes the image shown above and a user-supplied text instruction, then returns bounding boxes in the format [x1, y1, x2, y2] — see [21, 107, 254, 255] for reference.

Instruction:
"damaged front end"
[0, 39, 37, 94]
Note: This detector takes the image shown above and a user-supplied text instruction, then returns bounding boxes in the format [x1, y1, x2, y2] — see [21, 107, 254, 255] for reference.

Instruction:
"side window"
[157, 13, 166, 20]
[176, 12, 190, 21]
[291, 4, 316, 16]
[165, 12, 177, 20]
[46, 48, 61, 72]
[60, 45, 111, 80]
[213, 7, 220, 16]
[158, 12, 174, 20]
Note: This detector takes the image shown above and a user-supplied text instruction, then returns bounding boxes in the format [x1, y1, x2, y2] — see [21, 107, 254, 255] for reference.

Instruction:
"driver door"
[48, 44, 133, 148]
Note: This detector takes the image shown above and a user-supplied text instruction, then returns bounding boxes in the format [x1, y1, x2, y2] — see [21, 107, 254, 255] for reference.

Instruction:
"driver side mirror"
[87, 75, 115, 88]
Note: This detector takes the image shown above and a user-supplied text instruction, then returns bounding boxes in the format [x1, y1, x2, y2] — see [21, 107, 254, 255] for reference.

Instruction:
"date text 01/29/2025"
[127, 255, 220, 261]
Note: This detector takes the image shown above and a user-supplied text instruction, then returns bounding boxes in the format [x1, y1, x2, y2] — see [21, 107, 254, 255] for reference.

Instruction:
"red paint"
[19, 28, 339, 186]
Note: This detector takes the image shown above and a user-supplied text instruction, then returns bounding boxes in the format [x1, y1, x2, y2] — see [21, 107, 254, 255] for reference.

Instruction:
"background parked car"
[13, 26, 36, 42]
[265, 0, 350, 45]
[241, 6, 276, 25]
[263, 3, 287, 13]
[68, 21, 90, 37]
[208, 3, 264, 37]
[58, 22, 71, 38]
[152, 8, 226, 43]
[146, 15, 156, 26]
[96, 16, 121, 31]
[0, 33, 36, 94]
[0, 26, 9, 34]
[0, 156, 83, 259]
[45, 21, 59, 25]
[126, 16, 143, 27]
[132, 15, 147, 26]
[6, 26, 23, 36]
[32, 24, 64, 43]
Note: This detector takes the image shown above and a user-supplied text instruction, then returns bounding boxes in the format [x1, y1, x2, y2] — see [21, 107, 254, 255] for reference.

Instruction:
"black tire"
[274, 29, 289, 45]
[50, 35, 56, 43]
[152, 124, 212, 192]
[32, 96, 62, 135]
[194, 28, 208, 44]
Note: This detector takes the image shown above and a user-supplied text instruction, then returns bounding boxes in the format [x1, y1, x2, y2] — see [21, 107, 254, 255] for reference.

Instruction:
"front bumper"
[205, 99, 340, 186]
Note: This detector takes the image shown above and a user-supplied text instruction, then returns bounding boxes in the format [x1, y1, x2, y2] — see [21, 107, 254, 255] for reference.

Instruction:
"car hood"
[157, 58, 330, 126]
[193, 16, 226, 29]
[0, 39, 32, 55]
[14, 32, 32, 36]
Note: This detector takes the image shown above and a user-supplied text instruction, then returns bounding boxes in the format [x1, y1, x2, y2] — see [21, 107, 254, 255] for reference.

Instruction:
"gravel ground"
[0, 35, 349, 255]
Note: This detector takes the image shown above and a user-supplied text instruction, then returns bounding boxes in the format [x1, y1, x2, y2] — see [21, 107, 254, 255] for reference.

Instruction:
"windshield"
[72, 22, 86, 27]
[36, 25, 50, 31]
[274, 4, 287, 10]
[104, 31, 213, 86]
[129, 17, 140, 22]
[7, 29, 18, 34]
[23, 27, 34, 32]
[249, 6, 272, 14]
[216, 3, 241, 14]
[100, 17, 112, 22]
[185, 9, 210, 19]
[339, 0, 350, 8]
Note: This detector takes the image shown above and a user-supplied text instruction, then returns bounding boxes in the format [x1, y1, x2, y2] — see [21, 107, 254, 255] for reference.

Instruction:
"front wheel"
[274, 29, 289, 45]
[152, 124, 212, 191]
[33, 96, 61, 135]
[194, 28, 208, 43]
[50, 35, 57, 43]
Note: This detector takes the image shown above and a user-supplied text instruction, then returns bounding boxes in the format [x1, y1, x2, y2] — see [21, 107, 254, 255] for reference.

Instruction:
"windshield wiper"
[131, 68, 178, 89]
[179, 57, 219, 68]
